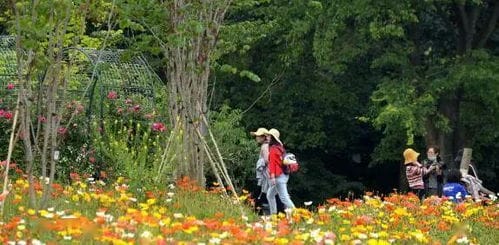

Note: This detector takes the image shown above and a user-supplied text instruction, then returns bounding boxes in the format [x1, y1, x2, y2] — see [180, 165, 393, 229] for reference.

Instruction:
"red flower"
[3, 111, 12, 120]
[152, 122, 166, 132]
[89, 156, 96, 163]
[132, 105, 141, 112]
[6, 83, 14, 90]
[107, 91, 118, 100]
[0, 110, 4, 117]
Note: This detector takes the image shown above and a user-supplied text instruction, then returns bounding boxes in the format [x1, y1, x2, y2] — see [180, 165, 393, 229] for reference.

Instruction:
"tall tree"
[3, 0, 94, 208]
[310, 0, 499, 188]
[119, 0, 264, 186]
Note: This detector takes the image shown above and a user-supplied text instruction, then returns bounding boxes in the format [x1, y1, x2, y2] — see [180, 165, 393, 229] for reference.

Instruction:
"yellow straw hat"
[267, 128, 283, 145]
[250, 127, 269, 136]
[403, 148, 420, 164]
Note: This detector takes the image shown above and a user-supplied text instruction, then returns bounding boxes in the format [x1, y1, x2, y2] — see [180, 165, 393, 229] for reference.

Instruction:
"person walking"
[251, 127, 271, 214]
[266, 128, 295, 215]
[404, 148, 435, 200]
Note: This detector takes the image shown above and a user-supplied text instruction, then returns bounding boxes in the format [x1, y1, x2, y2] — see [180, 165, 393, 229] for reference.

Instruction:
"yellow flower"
[183, 226, 199, 234]
[147, 198, 157, 205]
[275, 238, 289, 245]
[393, 207, 409, 216]
[409, 230, 428, 243]
[117, 177, 125, 184]
[367, 239, 390, 245]
[340, 234, 351, 241]
[295, 232, 310, 241]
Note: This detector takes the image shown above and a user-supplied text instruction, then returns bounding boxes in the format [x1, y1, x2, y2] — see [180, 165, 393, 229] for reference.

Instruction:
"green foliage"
[207, 105, 256, 190]
[82, 87, 173, 188]
[92, 118, 171, 189]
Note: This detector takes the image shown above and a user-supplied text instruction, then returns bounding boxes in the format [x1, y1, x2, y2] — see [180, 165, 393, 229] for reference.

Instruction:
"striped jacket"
[406, 163, 430, 189]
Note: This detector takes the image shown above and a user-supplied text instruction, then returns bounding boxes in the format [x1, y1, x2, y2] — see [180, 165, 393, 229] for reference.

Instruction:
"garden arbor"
[1, 35, 166, 203]
[0, 35, 163, 127]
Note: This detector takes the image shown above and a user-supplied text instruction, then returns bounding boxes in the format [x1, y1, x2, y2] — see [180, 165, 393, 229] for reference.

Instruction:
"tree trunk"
[424, 1, 499, 168]
[165, 1, 230, 186]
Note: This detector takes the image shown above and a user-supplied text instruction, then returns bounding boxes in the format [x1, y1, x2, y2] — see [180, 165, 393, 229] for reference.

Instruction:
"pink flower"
[6, 83, 14, 90]
[125, 98, 133, 104]
[152, 122, 166, 132]
[0, 110, 4, 117]
[132, 105, 141, 112]
[116, 107, 123, 114]
[70, 172, 80, 182]
[38, 115, 47, 123]
[89, 156, 96, 163]
[107, 91, 118, 100]
[57, 127, 68, 135]
[3, 111, 12, 120]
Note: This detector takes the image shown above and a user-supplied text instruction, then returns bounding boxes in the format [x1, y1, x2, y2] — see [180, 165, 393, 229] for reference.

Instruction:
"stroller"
[460, 164, 496, 200]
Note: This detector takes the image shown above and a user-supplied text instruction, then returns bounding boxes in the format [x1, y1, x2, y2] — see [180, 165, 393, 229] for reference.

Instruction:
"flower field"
[0, 175, 498, 245]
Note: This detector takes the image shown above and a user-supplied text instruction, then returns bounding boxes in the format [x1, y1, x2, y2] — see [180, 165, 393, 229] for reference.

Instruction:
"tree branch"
[242, 71, 285, 115]
[477, 1, 499, 48]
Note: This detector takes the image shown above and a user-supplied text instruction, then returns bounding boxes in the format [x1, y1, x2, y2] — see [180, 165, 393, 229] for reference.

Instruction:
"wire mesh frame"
[0, 35, 163, 122]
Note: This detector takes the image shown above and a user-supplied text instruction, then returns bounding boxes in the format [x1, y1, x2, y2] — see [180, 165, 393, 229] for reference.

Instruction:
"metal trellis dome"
[0, 35, 163, 119]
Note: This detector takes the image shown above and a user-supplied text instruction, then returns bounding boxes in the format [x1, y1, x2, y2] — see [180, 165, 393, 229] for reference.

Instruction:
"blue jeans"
[266, 174, 295, 214]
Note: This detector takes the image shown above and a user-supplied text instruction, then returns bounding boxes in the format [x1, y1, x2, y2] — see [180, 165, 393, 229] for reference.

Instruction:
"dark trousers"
[410, 188, 425, 200]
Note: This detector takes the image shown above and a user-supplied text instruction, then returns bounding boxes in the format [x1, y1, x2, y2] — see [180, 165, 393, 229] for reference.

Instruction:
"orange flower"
[437, 220, 450, 231]
[0, 190, 9, 201]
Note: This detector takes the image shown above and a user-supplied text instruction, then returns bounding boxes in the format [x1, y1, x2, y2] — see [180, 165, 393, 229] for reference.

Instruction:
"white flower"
[209, 238, 221, 244]
[31, 239, 44, 245]
[304, 201, 313, 206]
[457, 236, 469, 244]
[61, 215, 77, 219]
[173, 213, 184, 219]
[140, 230, 153, 238]
[122, 232, 135, 238]
[168, 184, 175, 189]
[241, 215, 248, 222]
[167, 192, 175, 197]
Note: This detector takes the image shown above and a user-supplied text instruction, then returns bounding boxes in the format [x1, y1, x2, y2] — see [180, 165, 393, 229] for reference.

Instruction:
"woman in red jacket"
[265, 128, 295, 215]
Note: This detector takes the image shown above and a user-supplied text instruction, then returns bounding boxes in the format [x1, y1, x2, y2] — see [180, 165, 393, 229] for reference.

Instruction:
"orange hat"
[403, 148, 420, 164]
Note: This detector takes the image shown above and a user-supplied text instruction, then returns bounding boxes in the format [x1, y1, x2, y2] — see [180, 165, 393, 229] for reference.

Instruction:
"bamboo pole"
[0, 94, 21, 216]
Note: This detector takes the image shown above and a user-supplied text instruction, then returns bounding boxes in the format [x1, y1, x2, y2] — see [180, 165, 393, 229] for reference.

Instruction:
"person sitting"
[443, 169, 468, 203]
